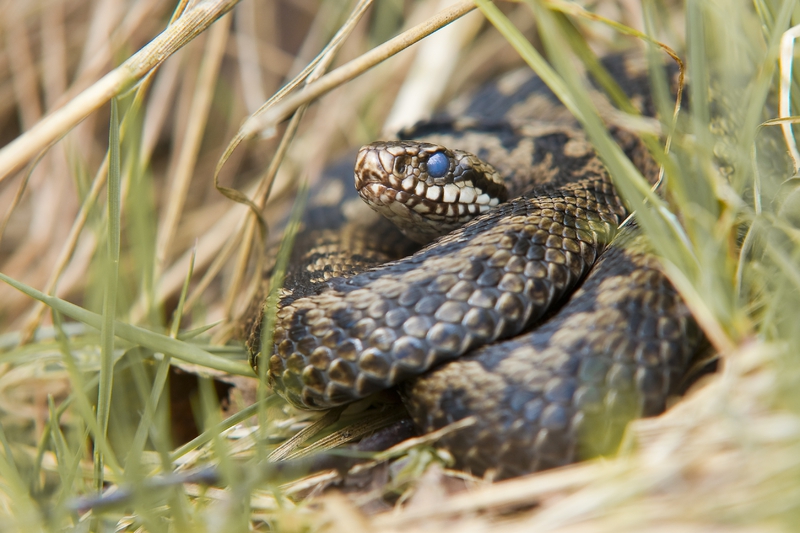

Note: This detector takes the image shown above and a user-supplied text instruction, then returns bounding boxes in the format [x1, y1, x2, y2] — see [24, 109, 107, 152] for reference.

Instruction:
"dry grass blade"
[240, 0, 476, 137]
[0, 0, 240, 182]
[779, 25, 800, 172]
[215, 0, 374, 205]
[4, 4, 43, 129]
[280, 409, 407, 462]
[16, 155, 106, 341]
[371, 462, 605, 528]
[218, 0, 375, 331]
[268, 406, 344, 462]
[154, 15, 231, 275]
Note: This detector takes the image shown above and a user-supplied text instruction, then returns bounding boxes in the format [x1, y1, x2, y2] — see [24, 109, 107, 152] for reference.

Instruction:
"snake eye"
[427, 152, 448, 178]
[393, 156, 407, 175]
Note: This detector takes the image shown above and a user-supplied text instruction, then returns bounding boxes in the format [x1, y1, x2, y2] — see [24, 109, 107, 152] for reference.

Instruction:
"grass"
[1, 0, 800, 531]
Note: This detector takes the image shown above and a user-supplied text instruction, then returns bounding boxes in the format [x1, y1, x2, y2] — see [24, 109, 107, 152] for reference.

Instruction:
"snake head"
[354, 141, 508, 244]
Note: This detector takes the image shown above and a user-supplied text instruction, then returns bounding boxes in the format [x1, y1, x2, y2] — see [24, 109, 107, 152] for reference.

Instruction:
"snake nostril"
[394, 156, 407, 175]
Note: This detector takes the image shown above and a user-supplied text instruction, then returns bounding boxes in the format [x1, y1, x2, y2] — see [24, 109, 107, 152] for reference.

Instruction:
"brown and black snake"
[244, 53, 706, 479]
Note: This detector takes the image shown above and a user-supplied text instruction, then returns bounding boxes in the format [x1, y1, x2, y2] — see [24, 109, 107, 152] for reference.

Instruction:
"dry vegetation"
[0, 0, 799, 531]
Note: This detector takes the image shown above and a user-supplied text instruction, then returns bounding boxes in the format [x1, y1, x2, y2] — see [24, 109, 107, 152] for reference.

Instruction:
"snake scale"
[244, 53, 706, 479]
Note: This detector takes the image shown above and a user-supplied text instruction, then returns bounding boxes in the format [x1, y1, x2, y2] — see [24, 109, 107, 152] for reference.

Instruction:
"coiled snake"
[245, 54, 705, 479]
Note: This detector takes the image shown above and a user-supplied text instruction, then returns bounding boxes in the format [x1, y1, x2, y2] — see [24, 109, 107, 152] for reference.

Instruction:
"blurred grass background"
[0, 0, 799, 531]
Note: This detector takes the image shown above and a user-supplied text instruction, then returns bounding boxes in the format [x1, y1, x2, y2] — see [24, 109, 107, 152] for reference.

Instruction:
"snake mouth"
[354, 142, 508, 243]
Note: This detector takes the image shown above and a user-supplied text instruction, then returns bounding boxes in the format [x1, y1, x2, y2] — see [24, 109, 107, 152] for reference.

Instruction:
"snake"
[244, 53, 706, 479]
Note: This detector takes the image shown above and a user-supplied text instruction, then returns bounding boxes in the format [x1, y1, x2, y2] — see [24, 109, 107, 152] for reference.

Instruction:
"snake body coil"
[246, 54, 705, 477]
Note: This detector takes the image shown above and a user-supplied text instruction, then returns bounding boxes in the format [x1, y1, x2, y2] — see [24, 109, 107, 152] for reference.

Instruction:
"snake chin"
[359, 180, 497, 243]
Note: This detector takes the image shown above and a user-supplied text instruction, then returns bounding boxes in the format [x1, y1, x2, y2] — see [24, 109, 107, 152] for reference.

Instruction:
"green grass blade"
[96, 96, 122, 491]
[45, 397, 89, 528]
[477, 0, 750, 351]
[0, 272, 252, 375]
[124, 350, 171, 471]
[477, 0, 694, 267]
[46, 397, 72, 490]
[256, 181, 309, 460]
[170, 247, 196, 338]
[52, 311, 122, 476]
[0, 424, 42, 530]
[177, 321, 222, 340]
[123, 247, 200, 473]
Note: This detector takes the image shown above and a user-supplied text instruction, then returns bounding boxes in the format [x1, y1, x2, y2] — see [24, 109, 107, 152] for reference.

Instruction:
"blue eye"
[427, 152, 448, 178]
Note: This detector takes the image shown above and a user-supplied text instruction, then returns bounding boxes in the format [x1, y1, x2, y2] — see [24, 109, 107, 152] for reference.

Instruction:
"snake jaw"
[355, 141, 508, 244]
